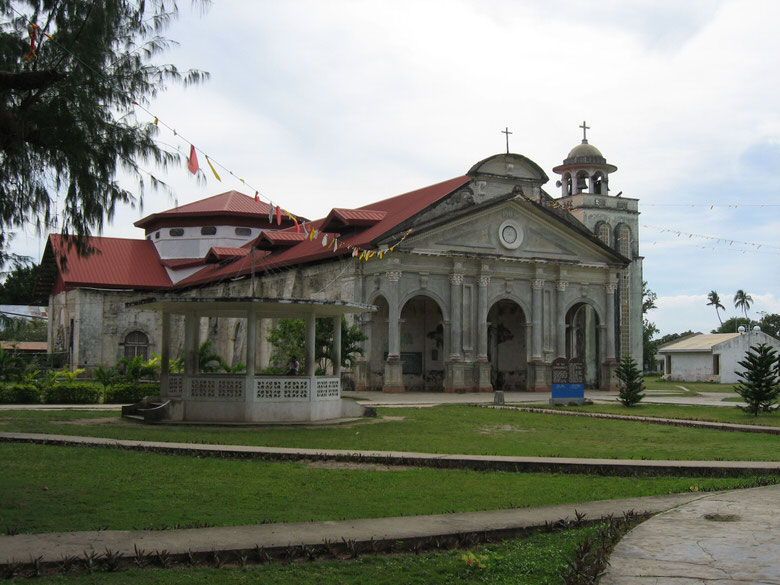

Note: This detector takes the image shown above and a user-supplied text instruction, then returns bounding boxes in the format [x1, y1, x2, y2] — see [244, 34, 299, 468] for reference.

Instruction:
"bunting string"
[641, 224, 780, 254]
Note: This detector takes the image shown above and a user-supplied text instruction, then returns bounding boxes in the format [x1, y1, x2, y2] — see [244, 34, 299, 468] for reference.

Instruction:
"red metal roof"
[160, 258, 205, 269]
[134, 191, 304, 231]
[320, 208, 387, 232]
[45, 235, 172, 291]
[1, 341, 47, 352]
[205, 247, 251, 263]
[174, 176, 470, 288]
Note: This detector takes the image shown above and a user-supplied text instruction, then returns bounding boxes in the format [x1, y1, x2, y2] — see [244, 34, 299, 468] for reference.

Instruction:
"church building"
[37, 129, 642, 392]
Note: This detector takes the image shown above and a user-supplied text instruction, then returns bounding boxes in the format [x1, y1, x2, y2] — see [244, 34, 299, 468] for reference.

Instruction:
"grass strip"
[519, 402, 780, 428]
[0, 443, 766, 534]
[1, 523, 628, 584]
[1, 405, 779, 461]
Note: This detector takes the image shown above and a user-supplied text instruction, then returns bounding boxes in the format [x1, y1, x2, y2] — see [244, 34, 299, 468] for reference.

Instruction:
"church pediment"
[407, 200, 623, 265]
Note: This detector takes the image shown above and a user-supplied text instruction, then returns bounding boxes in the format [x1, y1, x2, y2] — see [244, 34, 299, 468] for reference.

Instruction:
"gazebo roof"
[127, 296, 377, 318]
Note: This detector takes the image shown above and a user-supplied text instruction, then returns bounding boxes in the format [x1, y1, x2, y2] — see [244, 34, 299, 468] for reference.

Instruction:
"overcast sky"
[9, 0, 780, 337]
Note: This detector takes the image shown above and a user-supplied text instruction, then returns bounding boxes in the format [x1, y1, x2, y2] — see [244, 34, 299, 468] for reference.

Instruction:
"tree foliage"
[713, 316, 752, 334]
[267, 317, 367, 375]
[0, 0, 208, 264]
[616, 355, 645, 407]
[641, 281, 658, 371]
[0, 316, 46, 340]
[0, 261, 47, 304]
[734, 343, 779, 416]
[706, 290, 724, 327]
[733, 290, 753, 322]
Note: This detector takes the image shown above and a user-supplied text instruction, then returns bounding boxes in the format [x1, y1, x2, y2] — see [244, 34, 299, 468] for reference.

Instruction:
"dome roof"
[567, 142, 604, 160]
[553, 139, 617, 174]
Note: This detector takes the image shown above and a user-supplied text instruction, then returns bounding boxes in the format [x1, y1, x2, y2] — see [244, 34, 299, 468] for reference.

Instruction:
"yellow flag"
[206, 157, 221, 181]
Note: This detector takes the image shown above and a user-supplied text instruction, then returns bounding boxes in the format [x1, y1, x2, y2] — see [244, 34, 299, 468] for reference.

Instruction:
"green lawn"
[1, 405, 779, 461]
[644, 380, 738, 394]
[525, 402, 780, 427]
[4, 525, 605, 585]
[0, 443, 756, 534]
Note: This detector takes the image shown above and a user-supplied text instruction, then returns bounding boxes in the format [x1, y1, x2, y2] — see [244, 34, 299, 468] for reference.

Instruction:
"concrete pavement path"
[601, 484, 780, 584]
[0, 492, 704, 565]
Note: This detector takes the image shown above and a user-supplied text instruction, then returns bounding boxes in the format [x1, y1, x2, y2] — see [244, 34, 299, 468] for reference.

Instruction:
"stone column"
[530, 278, 549, 391]
[475, 275, 492, 392]
[445, 273, 467, 392]
[332, 316, 342, 377]
[383, 270, 404, 392]
[305, 312, 316, 377]
[604, 283, 617, 361]
[556, 280, 568, 358]
[448, 273, 464, 360]
[602, 282, 619, 391]
[531, 279, 544, 360]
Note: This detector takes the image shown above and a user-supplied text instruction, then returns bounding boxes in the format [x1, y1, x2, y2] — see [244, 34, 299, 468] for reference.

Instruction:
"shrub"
[735, 343, 780, 415]
[0, 383, 40, 404]
[616, 355, 645, 407]
[43, 382, 102, 404]
[103, 382, 160, 404]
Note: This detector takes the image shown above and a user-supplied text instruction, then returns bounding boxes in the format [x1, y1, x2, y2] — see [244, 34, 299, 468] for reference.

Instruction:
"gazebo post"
[183, 311, 198, 397]
[160, 311, 170, 397]
[305, 312, 316, 377]
[332, 315, 342, 377]
[246, 308, 257, 409]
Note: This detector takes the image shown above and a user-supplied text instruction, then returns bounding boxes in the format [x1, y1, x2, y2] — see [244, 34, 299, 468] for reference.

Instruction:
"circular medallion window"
[498, 219, 523, 250]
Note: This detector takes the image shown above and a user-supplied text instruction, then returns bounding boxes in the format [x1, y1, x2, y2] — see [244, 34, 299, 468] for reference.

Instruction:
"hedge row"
[0, 382, 160, 405]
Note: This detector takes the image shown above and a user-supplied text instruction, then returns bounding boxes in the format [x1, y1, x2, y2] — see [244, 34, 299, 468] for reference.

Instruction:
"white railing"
[165, 374, 340, 402]
[189, 374, 246, 401]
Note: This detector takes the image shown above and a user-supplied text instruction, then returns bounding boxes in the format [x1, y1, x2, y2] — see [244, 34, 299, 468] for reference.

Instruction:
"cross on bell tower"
[501, 127, 512, 154]
[579, 120, 590, 144]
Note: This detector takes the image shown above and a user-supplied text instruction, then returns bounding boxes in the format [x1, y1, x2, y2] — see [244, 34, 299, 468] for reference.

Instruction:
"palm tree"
[707, 290, 725, 326]
[734, 289, 753, 322]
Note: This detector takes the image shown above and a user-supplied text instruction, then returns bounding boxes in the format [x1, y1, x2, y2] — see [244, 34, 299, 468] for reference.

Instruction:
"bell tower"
[552, 122, 643, 366]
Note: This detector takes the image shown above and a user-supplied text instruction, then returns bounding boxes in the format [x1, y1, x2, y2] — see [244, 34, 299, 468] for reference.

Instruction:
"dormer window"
[201, 226, 217, 236]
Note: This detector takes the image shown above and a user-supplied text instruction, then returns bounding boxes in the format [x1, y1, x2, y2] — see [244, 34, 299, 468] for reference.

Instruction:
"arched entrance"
[566, 303, 600, 388]
[368, 295, 389, 391]
[399, 295, 445, 391]
[487, 300, 527, 391]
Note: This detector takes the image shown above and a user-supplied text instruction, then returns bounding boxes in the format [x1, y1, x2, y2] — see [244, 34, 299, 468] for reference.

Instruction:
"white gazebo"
[126, 297, 376, 423]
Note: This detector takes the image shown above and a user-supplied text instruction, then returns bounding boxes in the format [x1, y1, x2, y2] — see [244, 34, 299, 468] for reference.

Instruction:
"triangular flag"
[276, 206, 281, 226]
[332, 238, 338, 251]
[254, 191, 259, 202]
[308, 229, 315, 241]
[153, 117, 158, 126]
[294, 218, 300, 232]
[322, 234, 328, 247]
[352, 248, 359, 257]
[303, 225, 309, 238]
[187, 145, 199, 174]
[206, 157, 221, 181]
[268, 204, 274, 223]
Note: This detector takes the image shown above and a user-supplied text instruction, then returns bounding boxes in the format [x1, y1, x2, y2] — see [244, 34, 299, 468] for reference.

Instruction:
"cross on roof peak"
[501, 126, 512, 154]
[579, 120, 590, 144]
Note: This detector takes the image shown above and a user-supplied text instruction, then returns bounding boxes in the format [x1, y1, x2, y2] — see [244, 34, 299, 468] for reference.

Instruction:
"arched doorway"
[368, 295, 389, 391]
[487, 300, 527, 391]
[399, 295, 445, 391]
[566, 303, 600, 388]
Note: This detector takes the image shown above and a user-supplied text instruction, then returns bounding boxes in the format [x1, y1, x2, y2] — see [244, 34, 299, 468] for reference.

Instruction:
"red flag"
[254, 191, 259, 202]
[187, 145, 199, 174]
[275, 205, 281, 226]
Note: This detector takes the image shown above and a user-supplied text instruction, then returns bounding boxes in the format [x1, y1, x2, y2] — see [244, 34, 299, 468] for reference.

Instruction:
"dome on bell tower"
[552, 121, 617, 197]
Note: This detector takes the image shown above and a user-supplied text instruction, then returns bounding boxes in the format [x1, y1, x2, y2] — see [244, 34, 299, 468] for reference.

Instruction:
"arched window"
[124, 331, 149, 360]
[616, 224, 631, 257]
[595, 222, 611, 246]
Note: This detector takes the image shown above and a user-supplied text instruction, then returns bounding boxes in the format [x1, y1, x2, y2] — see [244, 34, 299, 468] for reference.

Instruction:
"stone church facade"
[39, 135, 642, 392]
